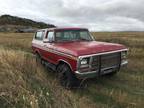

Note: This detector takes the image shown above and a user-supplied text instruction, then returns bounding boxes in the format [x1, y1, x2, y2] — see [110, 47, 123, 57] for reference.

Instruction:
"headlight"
[81, 59, 88, 65]
[121, 51, 127, 59]
[80, 58, 90, 68]
[121, 51, 128, 65]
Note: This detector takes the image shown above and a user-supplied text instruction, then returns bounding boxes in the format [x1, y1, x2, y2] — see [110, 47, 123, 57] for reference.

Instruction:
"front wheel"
[57, 64, 80, 88]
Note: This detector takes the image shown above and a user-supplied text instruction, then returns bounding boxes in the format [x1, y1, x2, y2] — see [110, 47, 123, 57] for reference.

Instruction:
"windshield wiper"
[79, 38, 89, 41]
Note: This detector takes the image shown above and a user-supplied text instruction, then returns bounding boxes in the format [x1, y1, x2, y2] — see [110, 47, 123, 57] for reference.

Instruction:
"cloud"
[0, 0, 144, 31]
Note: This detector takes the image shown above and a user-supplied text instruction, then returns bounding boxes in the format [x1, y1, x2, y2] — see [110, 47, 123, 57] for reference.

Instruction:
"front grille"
[79, 52, 121, 73]
[91, 56, 99, 70]
[101, 53, 120, 69]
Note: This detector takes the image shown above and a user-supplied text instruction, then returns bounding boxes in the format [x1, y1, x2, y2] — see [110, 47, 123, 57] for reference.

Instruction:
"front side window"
[35, 31, 44, 40]
[48, 31, 54, 42]
[55, 30, 93, 42]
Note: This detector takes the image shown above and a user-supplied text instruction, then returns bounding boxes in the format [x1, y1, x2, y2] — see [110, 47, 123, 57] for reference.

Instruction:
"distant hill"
[0, 15, 55, 28]
[0, 15, 56, 32]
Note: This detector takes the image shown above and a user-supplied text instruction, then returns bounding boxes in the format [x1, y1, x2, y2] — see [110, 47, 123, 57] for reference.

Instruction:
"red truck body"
[32, 27, 128, 79]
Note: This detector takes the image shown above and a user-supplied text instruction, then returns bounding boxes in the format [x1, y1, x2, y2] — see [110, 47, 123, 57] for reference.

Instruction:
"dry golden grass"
[0, 48, 51, 107]
[0, 32, 144, 108]
[0, 33, 33, 52]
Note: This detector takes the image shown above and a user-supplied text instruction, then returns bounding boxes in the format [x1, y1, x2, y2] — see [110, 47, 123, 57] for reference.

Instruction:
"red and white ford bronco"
[32, 27, 128, 87]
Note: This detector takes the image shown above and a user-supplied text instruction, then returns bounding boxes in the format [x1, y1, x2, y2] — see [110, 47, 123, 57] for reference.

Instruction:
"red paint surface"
[53, 41, 126, 56]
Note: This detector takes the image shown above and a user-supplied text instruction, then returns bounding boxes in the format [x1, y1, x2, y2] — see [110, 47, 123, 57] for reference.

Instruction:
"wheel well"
[35, 51, 41, 57]
[57, 60, 72, 71]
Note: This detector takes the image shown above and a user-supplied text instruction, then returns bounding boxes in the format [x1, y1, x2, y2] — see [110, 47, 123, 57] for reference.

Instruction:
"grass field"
[0, 32, 144, 108]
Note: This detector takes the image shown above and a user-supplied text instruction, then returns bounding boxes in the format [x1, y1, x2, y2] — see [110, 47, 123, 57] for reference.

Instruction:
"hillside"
[0, 15, 55, 32]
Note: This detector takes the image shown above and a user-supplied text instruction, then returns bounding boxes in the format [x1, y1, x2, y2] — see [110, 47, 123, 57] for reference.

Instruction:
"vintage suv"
[32, 27, 128, 87]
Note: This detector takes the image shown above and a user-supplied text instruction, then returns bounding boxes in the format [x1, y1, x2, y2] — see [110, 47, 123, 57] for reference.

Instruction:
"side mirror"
[43, 38, 54, 43]
[43, 38, 49, 43]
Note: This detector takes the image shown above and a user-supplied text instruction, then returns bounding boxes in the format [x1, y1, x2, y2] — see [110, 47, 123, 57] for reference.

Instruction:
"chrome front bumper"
[75, 61, 128, 79]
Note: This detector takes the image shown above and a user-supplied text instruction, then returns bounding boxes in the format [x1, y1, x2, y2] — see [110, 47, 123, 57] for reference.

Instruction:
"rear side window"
[35, 31, 44, 40]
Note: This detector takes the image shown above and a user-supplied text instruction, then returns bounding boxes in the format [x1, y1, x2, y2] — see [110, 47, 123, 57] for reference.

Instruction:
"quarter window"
[35, 31, 44, 40]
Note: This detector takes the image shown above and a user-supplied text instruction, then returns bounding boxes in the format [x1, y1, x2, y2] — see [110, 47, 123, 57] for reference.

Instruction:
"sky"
[0, 0, 144, 31]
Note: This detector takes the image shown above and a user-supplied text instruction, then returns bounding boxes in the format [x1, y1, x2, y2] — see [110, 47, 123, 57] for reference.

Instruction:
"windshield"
[55, 30, 93, 42]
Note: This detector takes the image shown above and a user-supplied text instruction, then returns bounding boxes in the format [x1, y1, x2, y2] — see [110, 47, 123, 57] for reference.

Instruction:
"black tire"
[57, 64, 80, 88]
[104, 71, 117, 76]
[36, 53, 42, 64]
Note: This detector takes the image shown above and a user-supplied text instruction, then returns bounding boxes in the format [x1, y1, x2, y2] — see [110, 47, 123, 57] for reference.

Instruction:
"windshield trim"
[55, 29, 94, 42]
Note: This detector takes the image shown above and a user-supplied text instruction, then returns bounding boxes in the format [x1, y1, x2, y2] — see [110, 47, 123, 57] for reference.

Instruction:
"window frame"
[35, 30, 45, 41]
[47, 31, 55, 42]
[55, 29, 93, 42]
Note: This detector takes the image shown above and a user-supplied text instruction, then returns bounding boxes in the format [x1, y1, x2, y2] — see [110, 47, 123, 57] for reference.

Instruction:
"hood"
[53, 41, 127, 57]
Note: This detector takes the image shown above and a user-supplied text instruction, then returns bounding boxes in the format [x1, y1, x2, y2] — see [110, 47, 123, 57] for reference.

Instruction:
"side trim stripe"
[32, 44, 78, 60]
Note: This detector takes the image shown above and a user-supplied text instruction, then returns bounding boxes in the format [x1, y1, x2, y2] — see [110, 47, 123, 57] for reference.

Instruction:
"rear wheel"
[36, 53, 42, 64]
[57, 64, 80, 88]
